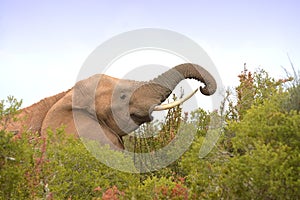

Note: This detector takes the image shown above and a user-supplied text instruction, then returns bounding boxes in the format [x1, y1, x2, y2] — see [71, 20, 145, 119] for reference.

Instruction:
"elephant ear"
[73, 74, 101, 115]
[73, 108, 124, 150]
[41, 91, 75, 135]
[73, 75, 125, 150]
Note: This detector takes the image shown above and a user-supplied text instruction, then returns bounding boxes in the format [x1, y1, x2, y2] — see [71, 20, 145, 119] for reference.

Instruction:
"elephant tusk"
[153, 88, 199, 111]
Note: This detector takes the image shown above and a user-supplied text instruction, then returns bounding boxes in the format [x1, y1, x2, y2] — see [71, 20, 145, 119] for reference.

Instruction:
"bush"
[0, 130, 33, 199]
[179, 68, 300, 199]
[0, 118, 139, 199]
[221, 143, 299, 199]
[126, 176, 189, 200]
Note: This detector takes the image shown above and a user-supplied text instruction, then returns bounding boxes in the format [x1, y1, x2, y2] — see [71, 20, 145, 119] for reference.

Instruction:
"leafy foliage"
[282, 59, 300, 112]
[0, 113, 138, 199]
[0, 130, 32, 199]
[0, 96, 22, 131]
[179, 66, 300, 199]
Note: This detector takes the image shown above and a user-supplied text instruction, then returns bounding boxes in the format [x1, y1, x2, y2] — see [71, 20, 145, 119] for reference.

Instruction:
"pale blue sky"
[1, 0, 299, 107]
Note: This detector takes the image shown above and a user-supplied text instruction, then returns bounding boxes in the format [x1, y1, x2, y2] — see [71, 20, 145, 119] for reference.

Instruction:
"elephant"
[6, 63, 217, 150]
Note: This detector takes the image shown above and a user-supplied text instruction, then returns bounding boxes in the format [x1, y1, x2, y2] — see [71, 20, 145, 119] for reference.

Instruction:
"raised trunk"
[151, 63, 217, 102]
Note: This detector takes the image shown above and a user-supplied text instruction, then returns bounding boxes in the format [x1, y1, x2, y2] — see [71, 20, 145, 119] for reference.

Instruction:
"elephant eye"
[120, 94, 127, 100]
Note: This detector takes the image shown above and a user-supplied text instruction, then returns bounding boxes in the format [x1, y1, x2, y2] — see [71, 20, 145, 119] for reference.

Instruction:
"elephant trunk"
[151, 63, 217, 103]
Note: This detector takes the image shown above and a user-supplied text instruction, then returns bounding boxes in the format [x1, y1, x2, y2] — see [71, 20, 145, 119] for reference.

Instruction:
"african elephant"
[8, 63, 217, 150]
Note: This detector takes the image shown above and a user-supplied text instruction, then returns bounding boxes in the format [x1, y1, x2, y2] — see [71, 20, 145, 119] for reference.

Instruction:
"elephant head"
[71, 63, 217, 150]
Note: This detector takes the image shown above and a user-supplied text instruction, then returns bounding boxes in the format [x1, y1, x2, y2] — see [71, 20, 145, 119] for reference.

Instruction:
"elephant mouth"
[130, 113, 154, 125]
[129, 105, 156, 125]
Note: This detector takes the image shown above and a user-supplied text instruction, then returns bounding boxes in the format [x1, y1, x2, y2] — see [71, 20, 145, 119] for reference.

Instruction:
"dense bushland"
[1, 66, 299, 199]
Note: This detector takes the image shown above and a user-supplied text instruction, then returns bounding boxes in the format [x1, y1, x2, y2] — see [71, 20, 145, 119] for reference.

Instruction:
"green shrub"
[0, 130, 33, 199]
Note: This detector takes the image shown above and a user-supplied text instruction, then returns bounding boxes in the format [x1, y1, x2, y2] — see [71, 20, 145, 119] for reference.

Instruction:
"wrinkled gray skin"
[14, 63, 216, 150]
